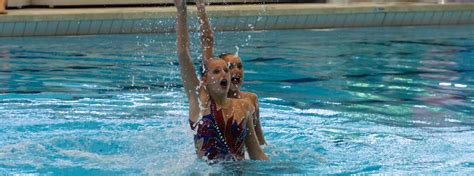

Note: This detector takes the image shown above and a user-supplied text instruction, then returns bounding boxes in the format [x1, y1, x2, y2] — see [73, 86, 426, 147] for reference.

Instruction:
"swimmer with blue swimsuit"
[174, 0, 268, 162]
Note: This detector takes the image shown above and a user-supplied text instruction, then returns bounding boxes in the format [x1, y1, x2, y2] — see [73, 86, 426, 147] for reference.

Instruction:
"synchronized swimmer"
[174, 0, 268, 163]
[195, 0, 267, 145]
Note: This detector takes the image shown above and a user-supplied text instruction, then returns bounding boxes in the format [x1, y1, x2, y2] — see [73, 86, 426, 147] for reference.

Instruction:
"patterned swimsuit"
[189, 98, 248, 163]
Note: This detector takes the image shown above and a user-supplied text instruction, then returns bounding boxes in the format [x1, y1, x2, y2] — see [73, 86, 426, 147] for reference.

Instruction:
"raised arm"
[175, 0, 202, 121]
[196, 0, 214, 61]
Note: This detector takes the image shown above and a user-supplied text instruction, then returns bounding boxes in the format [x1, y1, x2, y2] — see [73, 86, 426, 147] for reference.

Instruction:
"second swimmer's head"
[219, 53, 244, 94]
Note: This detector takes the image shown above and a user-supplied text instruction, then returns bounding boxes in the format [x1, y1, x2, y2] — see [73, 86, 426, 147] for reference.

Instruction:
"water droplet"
[454, 84, 467, 88]
[439, 82, 451, 86]
[235, 46, 240, 56]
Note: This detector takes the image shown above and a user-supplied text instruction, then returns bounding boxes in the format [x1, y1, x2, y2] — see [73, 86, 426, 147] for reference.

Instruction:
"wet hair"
[200, 57, 226, 77]
[218, 53, 234, 59]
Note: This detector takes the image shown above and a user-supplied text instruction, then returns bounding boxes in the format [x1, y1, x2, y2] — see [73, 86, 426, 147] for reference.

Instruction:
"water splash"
[248, 24, 255, 30]
[234, 46, 239, 57]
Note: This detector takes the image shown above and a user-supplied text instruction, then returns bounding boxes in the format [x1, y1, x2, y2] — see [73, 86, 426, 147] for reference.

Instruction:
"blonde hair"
[199, 57, 225, 76]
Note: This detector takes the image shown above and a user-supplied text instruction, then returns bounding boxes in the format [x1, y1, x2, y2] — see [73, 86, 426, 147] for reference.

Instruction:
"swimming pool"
[0, 25, 473, 174]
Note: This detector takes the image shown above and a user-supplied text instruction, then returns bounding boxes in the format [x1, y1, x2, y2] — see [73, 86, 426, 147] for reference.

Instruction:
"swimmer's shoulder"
[240, 91, 258, 105]
[229, 98, 255, 117]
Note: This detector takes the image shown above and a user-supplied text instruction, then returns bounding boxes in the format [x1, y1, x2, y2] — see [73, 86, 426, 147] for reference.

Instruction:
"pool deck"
[0, 2, 474, 37]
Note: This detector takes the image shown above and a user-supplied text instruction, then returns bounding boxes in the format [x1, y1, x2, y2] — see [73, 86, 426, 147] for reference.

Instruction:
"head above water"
[219, 53, 244, 95]
[200, 58, 231, 99]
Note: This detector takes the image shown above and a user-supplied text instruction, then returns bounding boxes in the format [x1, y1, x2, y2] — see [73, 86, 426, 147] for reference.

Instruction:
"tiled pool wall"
[0, 4, 473, 37]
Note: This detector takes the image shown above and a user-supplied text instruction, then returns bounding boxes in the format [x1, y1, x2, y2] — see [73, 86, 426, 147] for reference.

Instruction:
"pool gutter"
[0, 3, 473, 37]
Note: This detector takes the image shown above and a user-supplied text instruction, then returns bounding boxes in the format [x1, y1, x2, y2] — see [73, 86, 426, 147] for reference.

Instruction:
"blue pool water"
[0, 25, 473, 174]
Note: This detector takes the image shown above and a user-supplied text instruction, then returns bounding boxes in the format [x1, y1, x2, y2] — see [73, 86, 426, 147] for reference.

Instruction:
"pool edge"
[0, 3, 473, 37]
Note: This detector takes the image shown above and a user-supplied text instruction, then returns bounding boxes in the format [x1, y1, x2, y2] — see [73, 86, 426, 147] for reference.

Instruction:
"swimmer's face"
[222, 54, 244, 92]
[202, 59, 230, 96]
